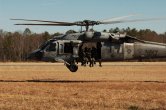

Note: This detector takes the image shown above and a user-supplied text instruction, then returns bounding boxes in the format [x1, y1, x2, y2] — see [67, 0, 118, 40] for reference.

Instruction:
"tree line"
[0, 28, 166, 62]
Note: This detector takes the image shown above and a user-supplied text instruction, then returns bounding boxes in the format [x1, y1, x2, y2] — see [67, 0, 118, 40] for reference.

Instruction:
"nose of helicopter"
[27, 49, 44, 60]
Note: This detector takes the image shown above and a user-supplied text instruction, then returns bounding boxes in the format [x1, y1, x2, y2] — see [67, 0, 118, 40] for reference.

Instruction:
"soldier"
[79, 48, 84, 66]
[90, 57, 95, 67]
[82, 50, 88, 66]
[98, 59, 102, 67]
[79, 47, 87, 66]
[83, 47, 87, 65]
[91, 47, 97, 66]
[84, 47, 93, 67]
[97, 42, 102, 67]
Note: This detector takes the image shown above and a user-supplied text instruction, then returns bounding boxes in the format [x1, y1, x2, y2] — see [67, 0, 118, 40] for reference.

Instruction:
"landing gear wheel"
[69, 64, 78, 72]
[66, 64, 78, 72]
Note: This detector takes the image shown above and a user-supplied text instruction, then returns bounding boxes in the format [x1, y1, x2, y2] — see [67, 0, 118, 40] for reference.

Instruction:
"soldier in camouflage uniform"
[91, 47, 97, 67]
[84, 47, 93, 67]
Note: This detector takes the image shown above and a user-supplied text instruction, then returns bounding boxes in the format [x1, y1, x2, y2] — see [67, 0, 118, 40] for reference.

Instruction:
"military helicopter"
[11, 15, 166, 72]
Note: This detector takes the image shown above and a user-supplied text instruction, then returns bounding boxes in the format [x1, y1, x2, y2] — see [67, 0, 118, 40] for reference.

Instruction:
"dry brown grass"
[0, 62, 166, 110]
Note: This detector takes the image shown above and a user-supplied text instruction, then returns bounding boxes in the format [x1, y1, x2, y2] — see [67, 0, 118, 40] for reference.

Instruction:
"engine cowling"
[84, 32, 110, 42]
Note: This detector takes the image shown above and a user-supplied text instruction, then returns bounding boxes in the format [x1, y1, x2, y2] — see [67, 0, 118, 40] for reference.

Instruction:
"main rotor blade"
[100, 14, 138, 23]
[14, 23, 75, 26]
[101, 18, 166, 24]
[11, 18, 74, 24]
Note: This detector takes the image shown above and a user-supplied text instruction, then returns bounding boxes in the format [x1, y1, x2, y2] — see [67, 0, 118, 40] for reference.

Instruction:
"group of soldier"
[80, 47, 102, 67]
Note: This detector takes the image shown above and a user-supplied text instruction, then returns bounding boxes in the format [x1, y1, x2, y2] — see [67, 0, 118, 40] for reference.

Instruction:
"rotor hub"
[75, 20, 100, 31]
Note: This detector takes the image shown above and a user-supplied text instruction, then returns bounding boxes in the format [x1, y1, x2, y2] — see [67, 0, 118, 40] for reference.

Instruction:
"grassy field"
[0, 62, 166, 110]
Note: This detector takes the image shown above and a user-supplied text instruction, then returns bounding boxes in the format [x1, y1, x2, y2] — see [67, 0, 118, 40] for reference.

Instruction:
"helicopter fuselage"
[27, 32, 166, 72]
[12, 16, 166, 72]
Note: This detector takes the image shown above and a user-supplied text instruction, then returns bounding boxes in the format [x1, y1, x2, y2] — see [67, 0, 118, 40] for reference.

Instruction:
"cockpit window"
[46, 43, 56, 51]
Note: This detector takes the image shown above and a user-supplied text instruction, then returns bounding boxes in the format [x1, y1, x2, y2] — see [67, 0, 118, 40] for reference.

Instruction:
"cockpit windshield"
[46, 43, 56, 51]
[39, 39, 57, 50]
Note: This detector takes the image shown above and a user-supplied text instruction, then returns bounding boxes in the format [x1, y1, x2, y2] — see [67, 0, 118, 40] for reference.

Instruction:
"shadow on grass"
[0, 79, 107, 83]
[0, 79, 165, 84]
[128, 105, 139, 110]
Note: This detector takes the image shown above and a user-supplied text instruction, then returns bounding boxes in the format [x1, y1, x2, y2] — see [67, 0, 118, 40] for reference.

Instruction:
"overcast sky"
[1, 0, 166, 34]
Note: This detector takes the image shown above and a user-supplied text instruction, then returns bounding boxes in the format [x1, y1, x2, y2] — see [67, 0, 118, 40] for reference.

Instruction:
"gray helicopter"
[11, 15, 166, 72]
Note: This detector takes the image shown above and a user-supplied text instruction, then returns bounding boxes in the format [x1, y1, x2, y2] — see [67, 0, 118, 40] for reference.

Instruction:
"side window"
[46, 43, 56, 51]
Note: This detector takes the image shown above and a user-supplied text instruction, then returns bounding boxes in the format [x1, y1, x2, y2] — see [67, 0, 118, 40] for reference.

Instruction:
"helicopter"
[11, 15, 166, 72]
